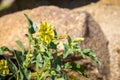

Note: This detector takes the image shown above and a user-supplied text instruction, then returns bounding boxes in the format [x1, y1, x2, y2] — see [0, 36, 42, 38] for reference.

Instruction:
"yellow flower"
[0, 59, 9, 75]
[39, 22, 54, 44]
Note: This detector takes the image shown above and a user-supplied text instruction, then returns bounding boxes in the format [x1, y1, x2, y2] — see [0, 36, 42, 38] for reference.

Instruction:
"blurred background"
[0, 0, 120, 16]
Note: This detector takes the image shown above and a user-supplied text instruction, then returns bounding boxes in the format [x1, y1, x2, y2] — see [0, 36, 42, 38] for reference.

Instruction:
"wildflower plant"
[0, 59, 9, 75]
[0, 14, 101, 80]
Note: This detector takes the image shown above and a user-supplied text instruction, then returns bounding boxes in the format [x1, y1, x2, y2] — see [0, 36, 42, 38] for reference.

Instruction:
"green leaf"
[36, 54, 43, 62]
[67, 35, 72, 45]
[40, 71, 49, 80]
[0, 46, 14, 55]
[65, 62, 87, 77]
[57, 78, 64, 80]
[32, 51, 43, 67]
[60, 72, 67, 80]
[36, 53, 43, 67]
[14, 51, 25, 66]
[44, 49, 53, 59]
[6, 58, 18, 74]
[0, 48, 3, 55]
[83, 49, 101, 65]
[25, 33, 33, 43]
[71, 44, 85, 58]
[51, 57, 62, 72]
[49, 42, 57, 50]
[63, 44, 73, 58]
[51, 74, 56, 80]
[53, 29, 58, 39]
[16, 40, 25, 55]
[78, 50, 85, 58]
[24, 14, 38, 34]
[19, 67, 31, 80]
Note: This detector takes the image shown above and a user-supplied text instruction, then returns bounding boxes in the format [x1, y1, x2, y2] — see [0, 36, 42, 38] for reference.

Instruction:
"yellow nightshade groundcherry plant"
[0, 14, 101, 80]
[39, 22, 55, 44]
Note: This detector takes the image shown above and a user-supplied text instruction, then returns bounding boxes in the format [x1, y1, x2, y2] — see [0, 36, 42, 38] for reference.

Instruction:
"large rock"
[0, 6, 110, 80]
[73, 3, 120, 80]
[100, 0, 120, 6]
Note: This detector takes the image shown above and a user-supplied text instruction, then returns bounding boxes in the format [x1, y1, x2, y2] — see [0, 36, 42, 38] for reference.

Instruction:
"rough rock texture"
[100, 0, 120, 6]
[0, 6, 109, 80]
[73, 2, 120, 80]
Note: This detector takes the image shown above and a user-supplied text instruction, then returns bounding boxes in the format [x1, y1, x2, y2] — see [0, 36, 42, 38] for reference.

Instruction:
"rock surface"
[0, 6, 109, 80]
[100, 0, 120, 6]
[73, 2, 120, 80]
